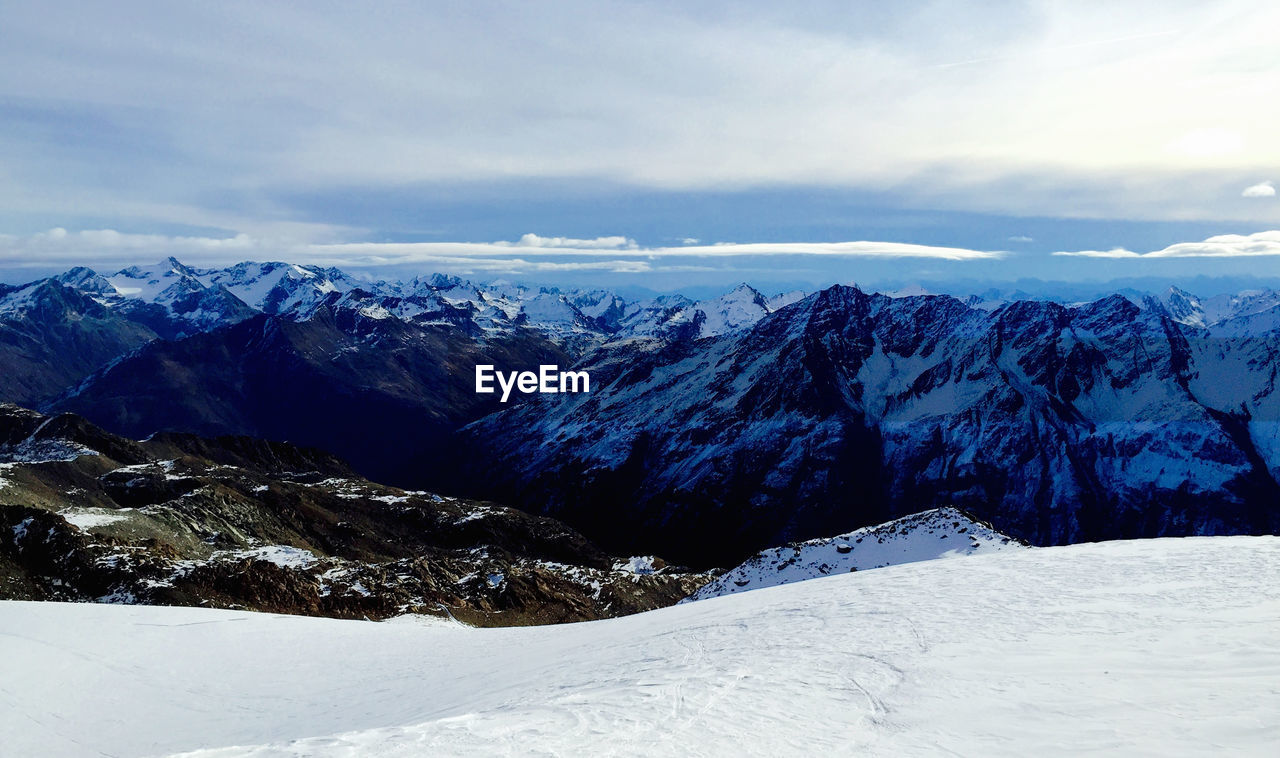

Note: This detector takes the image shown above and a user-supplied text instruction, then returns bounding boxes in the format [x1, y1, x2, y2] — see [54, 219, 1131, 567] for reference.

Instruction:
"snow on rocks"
[614, 555, 660, 575]
[223, 545, 321, 570]
[57, 508, 133, 531]
[685, 507, 1026, 601]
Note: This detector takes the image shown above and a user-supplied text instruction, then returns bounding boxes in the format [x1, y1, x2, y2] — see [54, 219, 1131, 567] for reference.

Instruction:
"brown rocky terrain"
[0, 403, 709, 626]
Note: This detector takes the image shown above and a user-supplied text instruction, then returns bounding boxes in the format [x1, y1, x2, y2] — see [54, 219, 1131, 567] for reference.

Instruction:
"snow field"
[0, 536, 1277, 757]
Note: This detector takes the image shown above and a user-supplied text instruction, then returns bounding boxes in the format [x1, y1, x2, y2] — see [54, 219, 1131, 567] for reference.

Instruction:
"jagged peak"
[428, 272, 465, 289]
[810, 282, 871, 307]
[55, 266, 103, 284]
[163, 256, 198, 277]
[722, 283, 768, 307]
[992, 296, 1067, 321]
[1077, 293, 1144, 322]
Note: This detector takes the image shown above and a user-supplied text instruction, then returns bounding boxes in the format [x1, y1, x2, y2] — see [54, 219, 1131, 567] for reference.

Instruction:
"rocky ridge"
[0, 404, 709, 626]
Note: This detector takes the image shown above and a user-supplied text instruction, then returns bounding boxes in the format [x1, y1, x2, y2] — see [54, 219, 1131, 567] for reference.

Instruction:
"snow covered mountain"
[3, 535, 1276, 757]
[611, 283, 781, 341]
[1157, 284, 1280, 333]
[461, 285, 1280, 565]
[8, 260, 1280, 567]
[200, 260, 364, 314]
[19, 263, 800, 487]
[16, 257, 1280, 355]
[90, 258, 261, 338]
[686, 507, 1026, 601]
[48, 258, 795, 346]
[8, 260, 804, 392]
[0, 278, 155, 406]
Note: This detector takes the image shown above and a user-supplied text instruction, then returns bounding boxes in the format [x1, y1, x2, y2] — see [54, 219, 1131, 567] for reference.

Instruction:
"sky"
[2, 1, 1280, 292]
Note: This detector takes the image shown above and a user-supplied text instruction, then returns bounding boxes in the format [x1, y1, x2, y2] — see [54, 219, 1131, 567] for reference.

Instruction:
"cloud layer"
[2, 1, 1280, 237]
[1243, 181, 1277, 198]
[1052, 231, 1280, 258]
[8, 227, 1280, 284]
[0, 229, 1005, 275]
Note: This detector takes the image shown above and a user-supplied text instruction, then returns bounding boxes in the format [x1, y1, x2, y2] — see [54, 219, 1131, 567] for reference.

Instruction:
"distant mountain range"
[4, 257, 805, 352]
[1, 258, 805, 483]
[4, 258, 1280, 567]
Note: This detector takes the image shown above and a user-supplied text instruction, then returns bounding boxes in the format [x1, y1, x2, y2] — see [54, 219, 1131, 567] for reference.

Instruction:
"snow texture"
[1, 536, 1277, 757]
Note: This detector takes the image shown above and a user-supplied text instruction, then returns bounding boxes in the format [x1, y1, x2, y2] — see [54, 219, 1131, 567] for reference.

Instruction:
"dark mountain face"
[9, 260, 1280, 573]
[53, 306, 573, 487]
[0, 280, 157, 407]
[0, 404, 708, 625]
[458, 285, 1280, 567]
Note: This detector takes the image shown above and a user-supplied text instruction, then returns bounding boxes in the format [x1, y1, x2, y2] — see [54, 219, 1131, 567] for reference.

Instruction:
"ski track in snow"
[1, 536, 1278, 757]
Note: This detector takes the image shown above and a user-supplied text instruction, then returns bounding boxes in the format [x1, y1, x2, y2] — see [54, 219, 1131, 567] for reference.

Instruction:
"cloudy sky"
[3, 1, 1280, 291]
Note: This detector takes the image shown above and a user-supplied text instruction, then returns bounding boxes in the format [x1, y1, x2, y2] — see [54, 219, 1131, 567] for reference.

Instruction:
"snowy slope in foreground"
[3, 537, 1279, 758]
[687, 507, 1027, 601]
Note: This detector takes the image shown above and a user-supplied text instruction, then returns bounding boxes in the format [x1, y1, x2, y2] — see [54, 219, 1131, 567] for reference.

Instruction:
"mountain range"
[462, 286, 1280, 564]
[4, 258, 1280, 567]
[2, 259, 801, 484]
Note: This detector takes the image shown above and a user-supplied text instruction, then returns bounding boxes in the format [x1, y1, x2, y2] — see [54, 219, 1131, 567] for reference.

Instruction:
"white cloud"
[298, 238, 1002, 262]
[23, 227, 1280, 271]
[660, 241, 999, 260]
[1053, 230, 1280, 258]
[1052, 248, 1141, 259]
[419, 257, 653, 274]
[0, 229, 659, 275]
[1008, 236, 1034, 243]
[1243, 181, 1276, 198]
[498, 234, 637, 250]
[0, 229, 1003, 276]
[0, 228, 258, 265]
